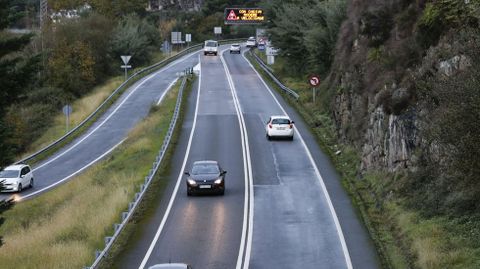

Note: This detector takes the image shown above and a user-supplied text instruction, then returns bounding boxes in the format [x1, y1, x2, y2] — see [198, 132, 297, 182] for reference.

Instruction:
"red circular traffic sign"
[308, 75, 321, 87]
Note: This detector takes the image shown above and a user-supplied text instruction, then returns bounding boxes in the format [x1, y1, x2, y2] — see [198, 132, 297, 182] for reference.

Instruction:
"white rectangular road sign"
[214, 27, 222, 34]
[186, 34, 191, 42]
[171, 32, 182, 44]
[121, 65, 132, 68]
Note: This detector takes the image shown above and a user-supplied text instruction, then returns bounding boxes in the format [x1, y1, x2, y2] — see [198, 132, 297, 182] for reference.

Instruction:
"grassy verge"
[0, 77, 186, 268]
[246, 50, 480, 268]
[99, 76, 194, 269]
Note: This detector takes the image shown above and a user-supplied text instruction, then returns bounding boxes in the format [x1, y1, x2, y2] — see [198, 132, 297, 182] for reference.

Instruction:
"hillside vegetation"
[262, 0, 480, 268]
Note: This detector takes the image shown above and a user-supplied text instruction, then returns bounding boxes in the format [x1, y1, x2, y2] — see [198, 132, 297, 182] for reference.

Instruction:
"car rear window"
[192, 164, 220, 174]
[0, 170, 19, 178]
[272, 118, 290, 124]
[232, 44, 240, 47]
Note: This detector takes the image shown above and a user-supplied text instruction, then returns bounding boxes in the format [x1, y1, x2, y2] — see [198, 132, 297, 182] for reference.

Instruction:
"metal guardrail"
[85, 75, 189, 269]
[249, 50, 300, 100]
[16, 38, 246, 165]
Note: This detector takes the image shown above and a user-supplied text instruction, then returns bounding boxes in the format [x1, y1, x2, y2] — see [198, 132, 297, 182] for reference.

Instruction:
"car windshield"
[192, 163, 219, 175]
[205, 41, 217, 47]
[0, 170, 19, 178]
[272, 118, 290, 124]
[232, 44, 239, 47]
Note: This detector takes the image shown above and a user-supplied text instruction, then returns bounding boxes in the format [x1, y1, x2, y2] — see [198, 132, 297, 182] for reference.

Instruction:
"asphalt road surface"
[118, 46, 380, 269]
[0, 52, 199, 202]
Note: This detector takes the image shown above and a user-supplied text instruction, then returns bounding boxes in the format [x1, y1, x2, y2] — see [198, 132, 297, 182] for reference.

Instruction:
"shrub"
[360, 7, 394, 47]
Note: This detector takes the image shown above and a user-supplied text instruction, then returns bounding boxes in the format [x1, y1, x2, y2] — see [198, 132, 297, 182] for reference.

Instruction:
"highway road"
[117, 46, 380, 269]
[0, 52, 199, 202]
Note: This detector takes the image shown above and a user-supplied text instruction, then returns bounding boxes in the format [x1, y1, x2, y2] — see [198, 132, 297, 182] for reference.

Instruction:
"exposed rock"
[438, 55, 471, 76]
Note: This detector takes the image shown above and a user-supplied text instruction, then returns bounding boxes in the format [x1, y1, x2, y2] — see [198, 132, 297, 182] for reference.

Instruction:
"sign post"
[121, 55, 132, 81]
[185, 34, 191, 48]
[63, 104, 72, 133]
[308, 75, 321, 103]
[214, 27, 222, 39]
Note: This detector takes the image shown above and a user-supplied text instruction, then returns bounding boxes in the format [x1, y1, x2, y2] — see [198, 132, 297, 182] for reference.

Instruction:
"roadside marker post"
[62, 104, 72, 133]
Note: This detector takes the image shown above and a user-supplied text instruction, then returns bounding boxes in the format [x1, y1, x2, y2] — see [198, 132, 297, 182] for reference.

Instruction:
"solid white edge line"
[33, 51, 198, 172]
[138, 54, 202, 269]
[220, 49, 253, 269]
[157, 77, 179, 105]
[241, 51, 354, 269]
[21, 138, 126, 200]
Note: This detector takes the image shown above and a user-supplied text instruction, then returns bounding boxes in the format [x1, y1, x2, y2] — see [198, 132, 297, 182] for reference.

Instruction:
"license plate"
[199, 185, 211, 189]
[277, 127, 286, 130]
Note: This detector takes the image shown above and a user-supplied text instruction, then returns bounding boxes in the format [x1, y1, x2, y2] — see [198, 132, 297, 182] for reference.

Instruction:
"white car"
[246, 37, 256, 48]
[229, 43, 241, 54]
[203, 40, 218, 56]
[266, 115, 294, 140]
[0, 164, 34, 192]
[148, 263, 192, 269]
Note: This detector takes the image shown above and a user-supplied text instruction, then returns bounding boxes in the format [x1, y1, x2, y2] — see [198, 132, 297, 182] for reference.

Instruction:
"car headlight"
[214, 179, 223, 184]
[187, 179, 197, 186]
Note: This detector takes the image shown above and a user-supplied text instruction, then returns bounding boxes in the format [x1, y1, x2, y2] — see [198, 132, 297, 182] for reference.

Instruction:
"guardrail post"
[128, 202, 134, 211]
[114, 223, 121, 232]
[105, 236, 113, 245]
[95, 250, 102, 259]
[135, 192, 140, 201]
[122, 212, 128, 221]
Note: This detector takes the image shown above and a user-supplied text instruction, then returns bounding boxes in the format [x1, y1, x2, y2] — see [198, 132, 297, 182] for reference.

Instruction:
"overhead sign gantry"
[224, 8, 265, 25]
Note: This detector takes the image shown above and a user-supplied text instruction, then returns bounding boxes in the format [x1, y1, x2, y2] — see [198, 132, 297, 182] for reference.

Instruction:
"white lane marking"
[241, 51, 353, 269]
[21, 139, 126, 200]
[138, 55, 201, 269]
[33, 52, 198, 172]
[220, 49, 254, 269]
[157, 77, 179, 105]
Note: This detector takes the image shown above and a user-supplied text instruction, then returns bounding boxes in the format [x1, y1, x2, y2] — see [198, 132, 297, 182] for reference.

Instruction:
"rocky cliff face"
[147, 0, 204, 11]
[327, 0, 476, 173]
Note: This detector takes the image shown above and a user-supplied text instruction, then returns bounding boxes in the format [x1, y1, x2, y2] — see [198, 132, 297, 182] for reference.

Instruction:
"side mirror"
[291, 121, 295, 124]
[221, 171, 227, 175]
[21, 175, 25, 178]
[184, 171, 190, 176]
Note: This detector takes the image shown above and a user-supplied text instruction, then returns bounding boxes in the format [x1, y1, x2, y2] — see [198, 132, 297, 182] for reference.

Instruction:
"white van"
[204, 40, 219, 56]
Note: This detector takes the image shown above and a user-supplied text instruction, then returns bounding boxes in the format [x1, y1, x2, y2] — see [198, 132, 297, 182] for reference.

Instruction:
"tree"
[0, 0, 40, 167]
[0, 181, 15, 248]
[109, 14, 160, 66]
[89, 0, 147, 17]
[264, 0, 347, 75]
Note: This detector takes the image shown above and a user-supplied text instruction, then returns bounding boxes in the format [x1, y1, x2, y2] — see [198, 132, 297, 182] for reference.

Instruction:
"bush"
[404, 28, 480, 216]
[416, 0, 479, 49]
[360, 7, 394, 47]
[109, 14, 160, 67]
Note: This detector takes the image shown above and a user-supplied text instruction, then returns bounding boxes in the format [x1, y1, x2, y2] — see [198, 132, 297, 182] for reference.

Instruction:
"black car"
[185, 160, 226, 196]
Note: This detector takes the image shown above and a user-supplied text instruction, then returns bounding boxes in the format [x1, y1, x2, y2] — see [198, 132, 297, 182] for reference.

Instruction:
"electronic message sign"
[224, 8, 265, 25]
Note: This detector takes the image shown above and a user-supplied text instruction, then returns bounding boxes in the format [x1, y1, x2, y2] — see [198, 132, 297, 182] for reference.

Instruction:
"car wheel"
[219, 189, 225, 195]
[290, 136, 294, 141]
[187, 190, 192, 196]
[17, 183, 22, 192]
[30, 178, 34, 188]
[266, 133, 271, 140]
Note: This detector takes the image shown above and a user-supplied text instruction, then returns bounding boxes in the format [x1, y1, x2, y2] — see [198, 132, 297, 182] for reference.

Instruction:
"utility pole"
[40, 0, 48, 72]
[40, 0, 48, 27]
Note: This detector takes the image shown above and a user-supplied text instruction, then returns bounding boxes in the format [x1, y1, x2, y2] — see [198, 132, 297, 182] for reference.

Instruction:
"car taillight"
[268, 124, 272, 129]
[289, 124, 294, 129]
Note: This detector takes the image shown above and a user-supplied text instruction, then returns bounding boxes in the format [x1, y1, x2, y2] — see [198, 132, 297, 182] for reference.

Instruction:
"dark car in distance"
[185, 160, 226, 196]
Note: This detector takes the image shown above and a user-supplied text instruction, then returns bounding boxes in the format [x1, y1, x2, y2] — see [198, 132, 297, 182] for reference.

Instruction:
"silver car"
[229, 43, 241, 54]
